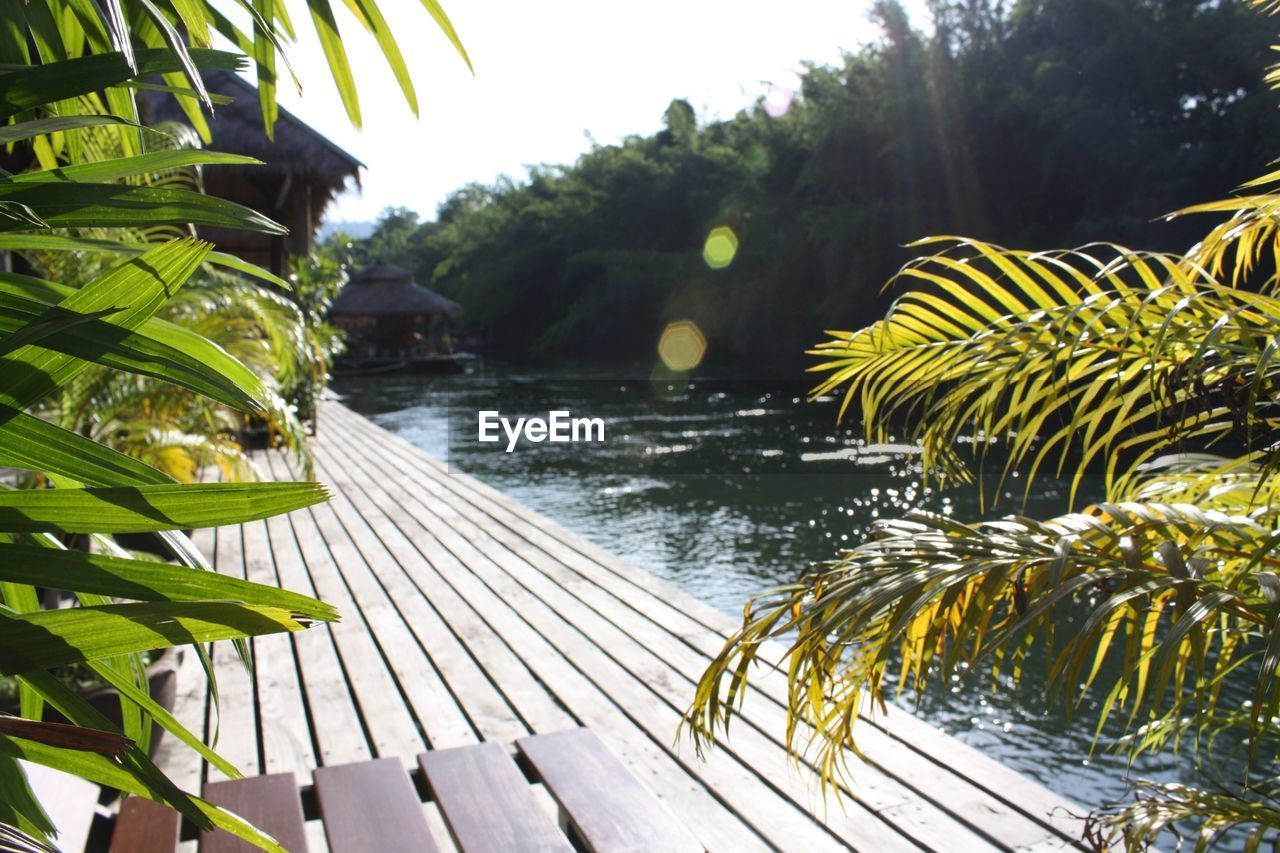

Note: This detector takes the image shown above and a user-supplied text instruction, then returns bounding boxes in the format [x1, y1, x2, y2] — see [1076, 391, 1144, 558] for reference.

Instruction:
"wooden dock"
[157, 400, 1087, 851]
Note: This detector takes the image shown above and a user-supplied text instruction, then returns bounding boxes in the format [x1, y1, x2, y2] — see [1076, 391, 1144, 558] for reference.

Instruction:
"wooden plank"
[318, 424, 914, 852]
[259, 473, 372, 768]
[852, 708, 1086, 845]
[201, 772, 309, 853]
[111, 797, 181, 853]
[206, 521, 259, 782]
[321, 466, 538, 743]
[270, 459, 471, 753]
[423, 802, 460, 853]
[518, 729, 701, 853]
[418, 743, 570, 852]
[312, 434, 875, 853]
[448, 501, 1079, 845]
[314, 758, 439, 853]
[240, 516, 316, 783]
[312, 452, 564, 740]
[23, 761, 98, 853]
[467, 524, 1066, 844]
[330, 405, 733, 628]
[308, 446, 767, 852]
[305, 495, 479, 749]
[326, 403, 1085, 848]
[260, 450, 425, 761]
[156, 509, 218, 792]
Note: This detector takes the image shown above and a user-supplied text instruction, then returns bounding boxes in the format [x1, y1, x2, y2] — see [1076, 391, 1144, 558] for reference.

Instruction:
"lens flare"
[702, 226, 739, 270]
[657, 320, 707, 371]
[764, 85, 793, 119]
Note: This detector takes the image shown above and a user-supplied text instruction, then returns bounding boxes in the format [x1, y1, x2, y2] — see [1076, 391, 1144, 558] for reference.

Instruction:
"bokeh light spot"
[702, 226, 739, 270]
[657, 320, 707, 371]
[764, 85, 794, 119]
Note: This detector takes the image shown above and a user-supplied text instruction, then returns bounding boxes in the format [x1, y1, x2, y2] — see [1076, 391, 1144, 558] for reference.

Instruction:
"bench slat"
[518, 729, 702, 853]
[201, 772, 309, 853]
[314, 758, 440, 853]
[419, 743, 571, 853]
[110, 797, 180, 852]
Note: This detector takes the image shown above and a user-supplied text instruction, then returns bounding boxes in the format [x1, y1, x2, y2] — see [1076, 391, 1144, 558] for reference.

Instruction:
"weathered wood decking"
[157, 400, 1087, 852]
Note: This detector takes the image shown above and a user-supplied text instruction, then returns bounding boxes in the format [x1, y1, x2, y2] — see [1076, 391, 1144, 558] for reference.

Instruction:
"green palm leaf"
[0, 544, 337, 619]
[0, 602, 315, 674]
[0, 48, 244, 117]
[0, 692, 283, 850]
[305, 0, 361, 127]
[339, 0, 416, 115]
[1, 238, 211, 410]
[0, 182, 284, 233]
[0, 481, 328, 533]
[7, 150, 259, 185]
[0, 115, 135, 145]
[0, 406, 173, 486]
[808, 238, 1280, 503]
[0, 755, 54, 841]
[0, 236, 288, 289]
[0, 295, 267, 412]
[0, 0, 475, 841]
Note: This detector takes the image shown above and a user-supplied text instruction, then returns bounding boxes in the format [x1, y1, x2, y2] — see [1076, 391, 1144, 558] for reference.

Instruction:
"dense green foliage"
[345, 0, 1280, 374]
[14, 120, 325, 484]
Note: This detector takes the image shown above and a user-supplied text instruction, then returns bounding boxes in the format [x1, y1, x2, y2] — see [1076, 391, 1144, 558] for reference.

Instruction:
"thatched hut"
[143, 71, 363, 275]
[330, 262, 461, 359]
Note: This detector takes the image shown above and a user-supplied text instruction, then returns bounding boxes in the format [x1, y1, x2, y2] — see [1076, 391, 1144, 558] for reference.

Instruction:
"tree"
[362, 0, 1279, 376]
[658, 99, 697, 148]
[0, 0, 468, 848]
[355, 206, 423, 268]
[686, 1, 1280, 848]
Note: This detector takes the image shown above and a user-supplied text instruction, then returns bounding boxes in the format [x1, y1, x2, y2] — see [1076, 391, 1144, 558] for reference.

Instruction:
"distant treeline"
[335, 0, 1280, 375]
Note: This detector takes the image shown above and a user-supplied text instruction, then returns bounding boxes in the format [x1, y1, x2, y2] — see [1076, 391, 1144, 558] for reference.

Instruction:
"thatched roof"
[141, 72, 364, 270]
[144, 71, 364, 184]
[330, 262, 461, 318]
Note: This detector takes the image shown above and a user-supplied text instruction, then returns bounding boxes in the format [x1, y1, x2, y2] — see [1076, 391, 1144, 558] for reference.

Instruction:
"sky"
[268, 0, 926, 226]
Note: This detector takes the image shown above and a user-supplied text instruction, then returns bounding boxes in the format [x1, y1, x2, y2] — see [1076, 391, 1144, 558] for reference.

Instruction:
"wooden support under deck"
[156, 400, 1088, 852]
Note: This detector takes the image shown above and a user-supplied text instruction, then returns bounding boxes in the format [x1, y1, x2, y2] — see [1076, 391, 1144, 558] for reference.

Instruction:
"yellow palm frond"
[1173, 192, 1280, 288]
[809, 238, 1280, 505]
[688, 502, 1278, 786]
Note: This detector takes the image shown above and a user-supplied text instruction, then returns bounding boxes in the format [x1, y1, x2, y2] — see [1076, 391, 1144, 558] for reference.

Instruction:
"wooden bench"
[518, 729, 700, 853]
[100, 727, 701, 852]
[420, 742, 570, 852]
[314, 757, 435, 852]
[202, 773, 311, 853]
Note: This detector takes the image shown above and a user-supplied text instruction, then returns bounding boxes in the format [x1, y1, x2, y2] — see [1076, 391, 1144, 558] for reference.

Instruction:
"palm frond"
[1085, 780, 1280, 852]
[809, 238, 1280, 505]
[1172, 192, 1280, 290]
[687, 503, 1279, 785]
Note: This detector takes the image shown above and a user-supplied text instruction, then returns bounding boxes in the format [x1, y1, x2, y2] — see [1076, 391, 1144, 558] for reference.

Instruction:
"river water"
[333, 363, 1223, 818]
